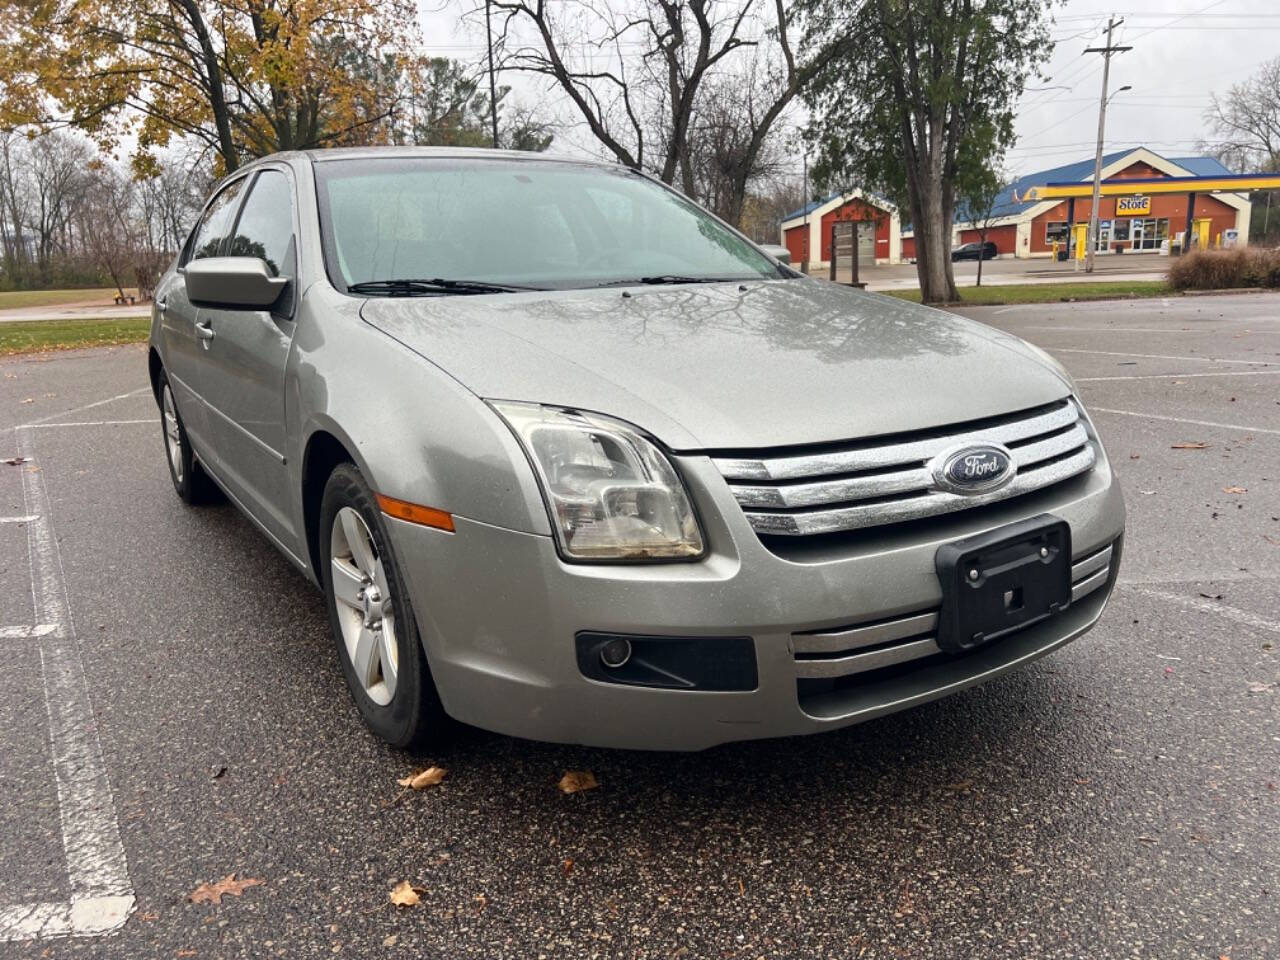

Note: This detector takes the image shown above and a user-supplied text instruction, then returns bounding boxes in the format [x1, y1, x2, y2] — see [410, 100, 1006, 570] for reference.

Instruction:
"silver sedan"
[148, 148, 1124, 751]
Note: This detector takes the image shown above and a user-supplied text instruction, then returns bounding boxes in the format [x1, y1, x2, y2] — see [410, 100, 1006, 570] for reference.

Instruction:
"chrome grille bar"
[790, 541, 1115, 681]
[714, 400, 1080, 482]
[718, 398, 1094, 536]
[746, 445, 1095, 536]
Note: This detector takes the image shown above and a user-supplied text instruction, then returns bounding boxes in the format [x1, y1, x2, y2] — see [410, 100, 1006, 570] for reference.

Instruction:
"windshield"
[314, 157, 785, 292]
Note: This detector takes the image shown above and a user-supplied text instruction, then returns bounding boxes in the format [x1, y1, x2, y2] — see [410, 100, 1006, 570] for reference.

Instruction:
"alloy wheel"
[329, 507, 399, 706]
[162, 384, 183, 484]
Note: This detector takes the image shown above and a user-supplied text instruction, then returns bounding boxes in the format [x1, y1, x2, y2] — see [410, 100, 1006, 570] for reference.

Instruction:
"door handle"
[156, 296, 167, 313]
[195, 321, 215, 342]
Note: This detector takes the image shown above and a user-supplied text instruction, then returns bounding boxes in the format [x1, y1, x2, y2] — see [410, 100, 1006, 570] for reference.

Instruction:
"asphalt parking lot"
[0, 291, 1276, 959]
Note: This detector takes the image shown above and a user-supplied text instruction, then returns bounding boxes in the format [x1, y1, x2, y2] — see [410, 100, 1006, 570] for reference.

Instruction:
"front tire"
[157, 373, 219, 505]
[319, 463, 445, 749]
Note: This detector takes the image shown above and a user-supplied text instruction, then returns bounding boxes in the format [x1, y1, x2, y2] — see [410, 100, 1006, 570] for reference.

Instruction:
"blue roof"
[1168, 155, 1234, 177]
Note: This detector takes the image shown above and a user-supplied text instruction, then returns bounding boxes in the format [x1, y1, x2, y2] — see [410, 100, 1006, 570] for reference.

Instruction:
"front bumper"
[388, 455, 1125, 751]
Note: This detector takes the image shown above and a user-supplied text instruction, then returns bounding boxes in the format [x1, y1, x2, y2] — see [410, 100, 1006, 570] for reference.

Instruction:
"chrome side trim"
[714, 400, 1078, 481]
[746, 444, 1096, 536]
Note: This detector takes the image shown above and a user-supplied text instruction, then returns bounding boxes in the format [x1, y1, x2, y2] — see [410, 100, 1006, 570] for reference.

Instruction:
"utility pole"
[1083, 16, 1131, 273]
[485, 0, 499, 149]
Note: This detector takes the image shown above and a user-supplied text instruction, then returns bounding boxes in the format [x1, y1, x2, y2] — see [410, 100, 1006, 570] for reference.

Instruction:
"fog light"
[599, 637, 632, 669]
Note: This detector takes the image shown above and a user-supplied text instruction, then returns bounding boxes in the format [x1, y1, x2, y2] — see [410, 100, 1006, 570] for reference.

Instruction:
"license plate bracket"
[934, 514, 1071, 655]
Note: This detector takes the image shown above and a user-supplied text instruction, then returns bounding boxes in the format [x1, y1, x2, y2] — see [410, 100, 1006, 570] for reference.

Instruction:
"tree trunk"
[174, 0, 239, 171]
[909, 177, 957, 303]
[976, 229, 986, 286]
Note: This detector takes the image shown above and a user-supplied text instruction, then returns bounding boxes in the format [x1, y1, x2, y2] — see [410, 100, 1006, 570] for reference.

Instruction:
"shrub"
[1168, 247, 1280, 291]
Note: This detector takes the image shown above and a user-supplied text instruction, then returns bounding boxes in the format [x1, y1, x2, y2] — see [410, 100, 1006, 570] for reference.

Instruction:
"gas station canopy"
[1013, 173, 1280, 202]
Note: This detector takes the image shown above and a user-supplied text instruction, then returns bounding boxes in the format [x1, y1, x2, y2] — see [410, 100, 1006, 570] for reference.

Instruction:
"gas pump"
[1072, 223, 1089, 266]
[1193, 218, 1212, 251]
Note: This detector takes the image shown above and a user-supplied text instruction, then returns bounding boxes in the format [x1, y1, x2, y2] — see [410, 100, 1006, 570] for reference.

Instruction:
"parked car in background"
[952, 241, 998, 261]
[148, 147, 1124, 752]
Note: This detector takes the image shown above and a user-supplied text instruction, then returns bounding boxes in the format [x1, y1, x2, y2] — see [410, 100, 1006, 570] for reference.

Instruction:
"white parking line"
[1052, 348, 1275, 366]
[0, 441, 134, 942]
[1077, 370, 1280, 382]
[0, 515, 40, 523]
[19, 420, 153, 430]
[1088, 407, 1280, 436]
[22, 388, 150, 427]
[1127, 587, 1280, 637]
[0, 624, 59, 638]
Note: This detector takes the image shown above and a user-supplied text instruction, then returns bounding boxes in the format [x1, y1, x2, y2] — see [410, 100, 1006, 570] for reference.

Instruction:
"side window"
[186, 178, 247, 263]
[225, 170, 296, 280]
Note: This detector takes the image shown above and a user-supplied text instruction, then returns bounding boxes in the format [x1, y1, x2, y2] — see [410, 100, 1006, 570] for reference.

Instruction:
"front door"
[1131, 219, 1144, 250]
[196, 167, 301, 551]
[160, 176, 248, 452]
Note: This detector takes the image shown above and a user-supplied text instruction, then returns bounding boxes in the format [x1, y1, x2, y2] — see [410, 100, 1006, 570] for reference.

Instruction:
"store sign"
[1117, 195, 1152, 216]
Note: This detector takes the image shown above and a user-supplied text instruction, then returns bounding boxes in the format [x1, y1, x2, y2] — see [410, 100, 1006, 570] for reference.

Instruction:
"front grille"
[713, 398, 1095, 537]
[790, 542, 1115, 681]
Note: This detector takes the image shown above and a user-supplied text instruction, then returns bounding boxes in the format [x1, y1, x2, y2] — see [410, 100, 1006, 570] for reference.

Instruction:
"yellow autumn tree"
[0, 0, 419, 173]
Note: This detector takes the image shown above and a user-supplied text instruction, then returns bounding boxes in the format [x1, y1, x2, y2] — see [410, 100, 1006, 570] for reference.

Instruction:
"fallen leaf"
[20, 398, 33, 404]
[1171, 442, 1208, 449]
[210, 765, 226, 780]
[389, 881, 424, 908]
[1199, 592, 1223, 600]
[474, 892, 488, 911]
[1223, 486, 1247, 494]
[1246, 681, 1276, 695]
[562, 858, 574, 877]
[188, 873, 264, 906]
[2, 456, 30, 465]
[558, 770, 599, 794]
[397, 766, 447, 790]
[177, 951, 196, 958]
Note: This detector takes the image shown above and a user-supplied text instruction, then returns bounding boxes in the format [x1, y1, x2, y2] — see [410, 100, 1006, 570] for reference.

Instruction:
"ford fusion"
[148, 148, 1124, 750]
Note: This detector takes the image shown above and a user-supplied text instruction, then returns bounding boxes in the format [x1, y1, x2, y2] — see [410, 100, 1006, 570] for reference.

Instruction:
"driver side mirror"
[761, 244, 792, 266]
[184, 257, 288, 309]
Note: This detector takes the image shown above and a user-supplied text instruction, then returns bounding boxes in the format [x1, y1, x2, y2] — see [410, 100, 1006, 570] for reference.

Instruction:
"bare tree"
[80, 165, 140, 301]
[490, 0, 826, 226]
[961, 166, 1007, 287]
[25, 133, 94, 282]
[1206, 56, 1280, 173]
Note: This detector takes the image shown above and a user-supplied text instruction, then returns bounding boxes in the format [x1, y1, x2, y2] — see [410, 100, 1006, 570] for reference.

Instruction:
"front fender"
[287, 286, 552, 547]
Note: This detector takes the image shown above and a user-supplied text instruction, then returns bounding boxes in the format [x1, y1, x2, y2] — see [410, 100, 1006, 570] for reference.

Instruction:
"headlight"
[489, 402, 705, 562]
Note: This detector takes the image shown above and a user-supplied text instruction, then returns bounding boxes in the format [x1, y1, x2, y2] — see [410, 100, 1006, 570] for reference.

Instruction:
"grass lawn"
[885, 280, 1173, 306]
[0, 287, 136, 310]
[0, 316, 150, 355]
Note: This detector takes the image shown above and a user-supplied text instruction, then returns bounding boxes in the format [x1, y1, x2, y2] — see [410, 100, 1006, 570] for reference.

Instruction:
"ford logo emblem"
[931, 443, 1014, 494]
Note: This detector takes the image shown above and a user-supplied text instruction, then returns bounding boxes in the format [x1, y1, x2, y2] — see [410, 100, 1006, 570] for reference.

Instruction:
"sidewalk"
[820, 254, 1169, 291]
[0, 302, 151, 323]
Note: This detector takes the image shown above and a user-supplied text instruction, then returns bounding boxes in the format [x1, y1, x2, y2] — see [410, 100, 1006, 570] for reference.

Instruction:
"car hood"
[359, 280, 1071, 451]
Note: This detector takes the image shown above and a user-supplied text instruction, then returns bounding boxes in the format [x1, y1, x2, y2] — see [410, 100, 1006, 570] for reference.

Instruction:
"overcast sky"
[418, 0, 1280, 179]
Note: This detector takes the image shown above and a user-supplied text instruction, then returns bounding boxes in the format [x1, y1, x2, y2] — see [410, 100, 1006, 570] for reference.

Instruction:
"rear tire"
[157, 372, 219, 505]
[319, 463, 446, 749]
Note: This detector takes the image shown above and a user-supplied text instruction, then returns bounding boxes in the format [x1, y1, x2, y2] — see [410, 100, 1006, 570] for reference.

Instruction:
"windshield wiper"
[347, 278, 540, 296]
[589, 275, 744, 288]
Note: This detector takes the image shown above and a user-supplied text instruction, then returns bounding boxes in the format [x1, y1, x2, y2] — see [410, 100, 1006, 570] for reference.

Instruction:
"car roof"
[291, 146, 620, 167]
